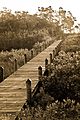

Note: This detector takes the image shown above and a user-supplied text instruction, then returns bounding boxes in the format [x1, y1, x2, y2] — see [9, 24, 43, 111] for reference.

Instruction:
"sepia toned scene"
[0, 0, 80, 119]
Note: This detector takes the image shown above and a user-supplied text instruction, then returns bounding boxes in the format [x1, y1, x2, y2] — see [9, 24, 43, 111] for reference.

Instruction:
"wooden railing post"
[45, 43, 47, 49]
[45, 58, 48, 69]
[14, 59, 17, 71]
[46, 42, 47, 47]
[38, 66, 42, 80]
[36, 49, 38, 55]
[0, 67, 4, 82]
[50, 53, 52, 64]
[49, 41, 51, 46]
[40, 46, 41, 52]
[31, 50, 33, 59]
[24, 54, 27, 64]
[55, 46, 58, 56]
[53, 50, 55, 58]
[43, 42, 45, 50]
[26, 79, 31, 104]
[44, 59, 49, 76]
[47, 41, 49, 47]
[55, 47, 57, 56]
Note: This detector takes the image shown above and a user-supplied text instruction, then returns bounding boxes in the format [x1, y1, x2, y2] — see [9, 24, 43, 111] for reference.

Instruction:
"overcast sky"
[0, 0, 80, 22]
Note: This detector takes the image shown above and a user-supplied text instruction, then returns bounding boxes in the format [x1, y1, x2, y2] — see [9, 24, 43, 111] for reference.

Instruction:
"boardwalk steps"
[0, 40, 62, 119]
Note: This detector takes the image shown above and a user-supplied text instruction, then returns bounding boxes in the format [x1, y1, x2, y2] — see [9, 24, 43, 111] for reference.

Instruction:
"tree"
[59, 8, 74, 33]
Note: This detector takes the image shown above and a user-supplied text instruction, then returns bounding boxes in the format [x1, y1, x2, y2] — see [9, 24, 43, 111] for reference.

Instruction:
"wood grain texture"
[0, 40, 62, 119]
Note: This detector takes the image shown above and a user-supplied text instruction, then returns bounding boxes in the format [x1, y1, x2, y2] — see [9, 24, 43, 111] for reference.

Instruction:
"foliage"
[15, 99, 80, 120]
[41, 50, 80, 102]
[1, 99, 80, 120]
[0, 38, 53, 79]
[0, 8, 63, 51]
[0, 49, 29, 78]
[61, 34, 80, 52]
[37, 6, 75, 33]
[14, 50, 80, 120]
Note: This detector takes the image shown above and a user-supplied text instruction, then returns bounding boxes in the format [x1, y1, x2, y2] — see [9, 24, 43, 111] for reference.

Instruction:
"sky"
[0, 0, 80, 23]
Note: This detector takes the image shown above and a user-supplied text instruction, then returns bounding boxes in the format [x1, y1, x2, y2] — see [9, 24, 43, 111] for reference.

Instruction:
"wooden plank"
[0, 40, 62, 119]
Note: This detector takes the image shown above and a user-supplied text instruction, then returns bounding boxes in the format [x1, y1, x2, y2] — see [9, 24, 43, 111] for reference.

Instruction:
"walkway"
[0, 40, 62, 119]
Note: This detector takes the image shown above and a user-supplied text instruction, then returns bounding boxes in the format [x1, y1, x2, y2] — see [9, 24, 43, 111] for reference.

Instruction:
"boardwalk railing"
[25, 40, 62, 105]
[0, 37, 56, 82]
[0, 40, 62, 120]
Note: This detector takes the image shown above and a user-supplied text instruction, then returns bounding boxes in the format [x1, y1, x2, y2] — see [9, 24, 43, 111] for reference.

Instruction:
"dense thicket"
[61, 34, 80, 52]
[0, 8, 63, 51]
[14, 51, 80, 120]
[40, 51, 80, 102]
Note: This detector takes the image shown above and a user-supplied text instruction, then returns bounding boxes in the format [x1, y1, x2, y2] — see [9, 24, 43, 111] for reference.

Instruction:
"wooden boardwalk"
[0, 40, 62, 119]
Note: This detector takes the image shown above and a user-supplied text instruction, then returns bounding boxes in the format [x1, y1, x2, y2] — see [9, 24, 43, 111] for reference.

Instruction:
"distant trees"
[38, 6, 54, 22]
[37, 6, 76, 33]
[37, 6, 64, 39]
[59, 8, 74, 32]
[0, 6, 79, 51]
[41, 50, 80, 102]
[0, 7, 63, 51]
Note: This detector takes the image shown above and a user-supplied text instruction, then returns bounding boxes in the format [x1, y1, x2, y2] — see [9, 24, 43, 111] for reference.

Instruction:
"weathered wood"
[53, 49, 55, 58]
[36, 49, 38, 55]
[45, 58, 48, 69]
[45, 43, 47, 49]
[0, 40, 62, 119]
[26, 79, 31, 104]
[39, 46, 42, 52]
[31, 50, 33, 59]
[43, 42, 45, 50]
[24, 54, 27, 64]
[14, 59, 17, 72]
[55, 46, 58, 56]
[50, 53, 52, 64]
[0, 67, 4, 82]
[38, 66, 42, 80]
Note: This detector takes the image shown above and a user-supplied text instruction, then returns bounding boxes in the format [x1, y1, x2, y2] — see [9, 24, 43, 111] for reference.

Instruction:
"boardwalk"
[0, 40, 62, 119]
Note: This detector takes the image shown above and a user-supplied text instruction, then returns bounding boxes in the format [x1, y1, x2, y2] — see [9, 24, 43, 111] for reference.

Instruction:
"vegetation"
[0, 7, 63, 51]
[1, 99, 80, 120]
[16, 100, 80, 120]
[0, 49, 29, 78]
[0, 6, 64, 78]
[42, 50, 80, 102]
[0, 6, 80, 120]
[37, 6, 77, 33]
[12, 50, 80, 120]
[61, 34, 80, 52]
[0, 6, 77, 51]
